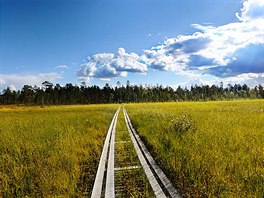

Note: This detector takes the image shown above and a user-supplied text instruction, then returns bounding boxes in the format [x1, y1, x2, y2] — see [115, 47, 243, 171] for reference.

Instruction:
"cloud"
[166, 36, 211, 54]
[78, 77, 91, 84]
[174, 73, 264, 89]
[206, 44, 264, 77]
[223, 73, 264, 87]
[139, 0, 264, 83]
[77, 0, 263, 85]
[173, 78, 215, 89]
[188, 54, 215, 68]
[77, 48, 147, 80]
[191, 23, 215, 31]
[0, 73, 62, 91]
[236, 0, 264, 21]
[56, 64, 69, 69]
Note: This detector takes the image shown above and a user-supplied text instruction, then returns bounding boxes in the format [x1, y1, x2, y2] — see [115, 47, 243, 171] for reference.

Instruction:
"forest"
[0, 81, 263, 105]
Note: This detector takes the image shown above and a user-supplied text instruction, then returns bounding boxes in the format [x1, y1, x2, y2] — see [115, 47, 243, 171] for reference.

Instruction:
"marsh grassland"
[0, 105, 117, 197]
[0, 100, 263, 197]
[126, 100, 264, 197]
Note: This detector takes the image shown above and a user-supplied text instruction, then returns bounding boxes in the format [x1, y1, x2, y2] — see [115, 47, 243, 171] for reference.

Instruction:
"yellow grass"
[1, 100, 263, 197]
[125, 100, 264, 197]
[0, 104, 117, 197]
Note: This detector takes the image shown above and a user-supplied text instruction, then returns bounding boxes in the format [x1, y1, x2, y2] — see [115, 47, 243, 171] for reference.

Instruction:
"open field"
[1, 100, 263, 197]
[125, 100, 264, 197]
[0, 105, 117, 197]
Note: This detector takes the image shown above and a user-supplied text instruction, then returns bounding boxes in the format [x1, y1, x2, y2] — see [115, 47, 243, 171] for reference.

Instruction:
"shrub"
[169, 113, 196, 136]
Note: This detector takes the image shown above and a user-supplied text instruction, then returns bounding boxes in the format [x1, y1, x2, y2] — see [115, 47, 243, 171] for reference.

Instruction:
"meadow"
[125, 100, 264, 197]
[1, 100, 263, 197]
[0, 105, 117, 197]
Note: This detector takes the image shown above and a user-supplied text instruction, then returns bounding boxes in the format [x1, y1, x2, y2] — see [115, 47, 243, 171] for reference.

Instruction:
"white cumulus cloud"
[222, 73, 264, 87]
[236, 0, 264, 21]
[77, 48, 148, 80]
[77, 0, 263, 85]
[140, 0, 264, 83]
[0, 73, 62, 91]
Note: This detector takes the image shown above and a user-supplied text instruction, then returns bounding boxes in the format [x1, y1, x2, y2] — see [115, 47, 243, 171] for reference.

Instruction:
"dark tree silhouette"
[0, 81, 263, 105]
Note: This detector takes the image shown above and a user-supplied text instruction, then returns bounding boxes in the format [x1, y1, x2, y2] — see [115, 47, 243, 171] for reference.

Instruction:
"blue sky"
[1, 0, 263, 91]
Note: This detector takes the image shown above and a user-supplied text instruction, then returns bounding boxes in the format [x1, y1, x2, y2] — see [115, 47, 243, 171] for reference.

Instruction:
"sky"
[0, 0, 263, 91]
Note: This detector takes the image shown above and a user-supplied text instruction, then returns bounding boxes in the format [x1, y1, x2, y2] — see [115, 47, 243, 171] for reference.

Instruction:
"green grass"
[125, 100, 264, 197]
[0, 105, 117, 197]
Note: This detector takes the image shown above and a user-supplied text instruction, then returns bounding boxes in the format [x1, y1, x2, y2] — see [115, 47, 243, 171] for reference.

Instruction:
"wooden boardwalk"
[90, 107, 181, 198]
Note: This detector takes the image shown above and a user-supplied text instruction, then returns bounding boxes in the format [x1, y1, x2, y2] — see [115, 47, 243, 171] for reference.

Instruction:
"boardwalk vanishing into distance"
[90, 107, 181, 198]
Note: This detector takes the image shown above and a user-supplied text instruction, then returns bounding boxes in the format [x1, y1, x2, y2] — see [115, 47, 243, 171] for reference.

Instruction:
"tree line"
[0, 81, 263, 105]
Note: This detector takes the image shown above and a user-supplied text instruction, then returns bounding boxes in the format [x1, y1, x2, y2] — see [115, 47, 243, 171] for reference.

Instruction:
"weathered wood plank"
[115, 140, 131, 144]
[124, 108, 182, 198]
[90, 108, 119, 198]
[114, 165, 141, 171]
[105, 107, 119, 198]
[123, 108, 167, 198]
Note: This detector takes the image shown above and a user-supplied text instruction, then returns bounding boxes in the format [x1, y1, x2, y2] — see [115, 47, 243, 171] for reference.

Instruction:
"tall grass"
[0, 105, 117, 197]
[126, 100, 264, 197]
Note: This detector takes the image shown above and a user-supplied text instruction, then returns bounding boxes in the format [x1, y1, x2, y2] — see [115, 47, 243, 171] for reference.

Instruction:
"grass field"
[1, 100, 263, 197]
[0, 105, 117, 197]
[125, 100, 264, 197]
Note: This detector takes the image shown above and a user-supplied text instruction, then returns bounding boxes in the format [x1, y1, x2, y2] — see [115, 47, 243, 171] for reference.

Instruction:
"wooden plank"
[90, 107, 119, 198]
[124, 108, 182, 198]
[114, 165, 141, 171]
[123, 108, 167, 198]
[105, 107, 120, 198]
[115, 141, 131, 144]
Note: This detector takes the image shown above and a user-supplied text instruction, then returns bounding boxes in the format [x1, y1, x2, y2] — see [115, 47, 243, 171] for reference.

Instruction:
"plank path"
[90, 107, 181, 198]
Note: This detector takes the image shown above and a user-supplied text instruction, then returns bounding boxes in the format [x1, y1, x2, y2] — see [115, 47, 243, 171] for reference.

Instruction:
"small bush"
[169, 113, 196, 136]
